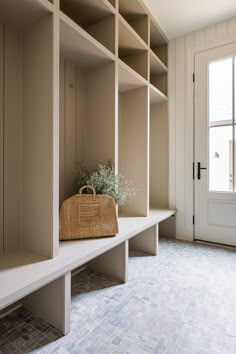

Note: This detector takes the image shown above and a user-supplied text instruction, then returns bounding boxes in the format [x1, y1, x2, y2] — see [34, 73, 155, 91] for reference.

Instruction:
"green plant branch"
[74, 162, 136, 206]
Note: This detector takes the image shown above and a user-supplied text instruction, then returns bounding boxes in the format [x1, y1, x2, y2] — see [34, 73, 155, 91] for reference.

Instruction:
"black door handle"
[197, 162, 207, 180]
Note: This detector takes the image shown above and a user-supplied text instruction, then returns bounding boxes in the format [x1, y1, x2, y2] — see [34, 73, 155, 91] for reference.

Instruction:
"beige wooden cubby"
[118, 14, 148, 80]
[60, 0, 116, 54]
[118, 86, 149, 217]
[0, 0, 58, 258]
[0, 0, 170, 257]
[0, 0, 174, 336]
[119, 0, 149, 45]
[59, 13, 116, 204]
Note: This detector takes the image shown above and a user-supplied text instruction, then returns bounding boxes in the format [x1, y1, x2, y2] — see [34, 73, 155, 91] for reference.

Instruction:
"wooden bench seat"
[0, 209, 175, 335]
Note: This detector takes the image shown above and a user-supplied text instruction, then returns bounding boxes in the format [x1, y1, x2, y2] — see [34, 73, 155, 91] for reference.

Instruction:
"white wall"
[168, 16, 236, 240]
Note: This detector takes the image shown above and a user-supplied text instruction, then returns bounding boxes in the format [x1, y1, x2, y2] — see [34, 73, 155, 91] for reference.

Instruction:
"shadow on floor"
[0, 268, 123, 353]
[0, 307, 63, 353]
[72, 268, 122, 297]
[129, 249, 154, 257]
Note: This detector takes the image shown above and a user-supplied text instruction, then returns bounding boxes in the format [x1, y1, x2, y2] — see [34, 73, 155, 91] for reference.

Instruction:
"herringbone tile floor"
[0, 238, 236, 353]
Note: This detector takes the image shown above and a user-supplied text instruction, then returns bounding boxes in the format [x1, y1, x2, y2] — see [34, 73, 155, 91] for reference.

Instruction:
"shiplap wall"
[169, 16, 236, 240]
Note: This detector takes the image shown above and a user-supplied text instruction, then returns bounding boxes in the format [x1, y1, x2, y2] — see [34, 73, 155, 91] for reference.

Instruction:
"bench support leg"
[87, 240, 128, 283]
[129, 224, 158, 256]
[23, 271, 71, 335]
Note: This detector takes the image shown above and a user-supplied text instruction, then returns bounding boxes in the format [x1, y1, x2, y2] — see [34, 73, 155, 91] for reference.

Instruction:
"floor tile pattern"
[0, 238, 236, 353]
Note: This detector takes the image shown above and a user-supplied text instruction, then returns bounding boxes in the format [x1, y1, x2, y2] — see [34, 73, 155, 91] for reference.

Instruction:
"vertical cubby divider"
[52, 9, 60, 258]
[22, 15, 56, 258]
[0, 25, 3, 254]
[4, 26, 22, 251]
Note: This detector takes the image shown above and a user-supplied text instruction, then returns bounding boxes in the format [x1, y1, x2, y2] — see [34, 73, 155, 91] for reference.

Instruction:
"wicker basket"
[59, 185, 119, 240]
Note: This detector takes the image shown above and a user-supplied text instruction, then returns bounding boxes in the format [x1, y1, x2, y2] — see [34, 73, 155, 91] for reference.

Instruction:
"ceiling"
[143, 0, 236, 39]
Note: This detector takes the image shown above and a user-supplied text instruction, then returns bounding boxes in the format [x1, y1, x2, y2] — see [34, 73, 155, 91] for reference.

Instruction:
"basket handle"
[79, 185, 96, 196]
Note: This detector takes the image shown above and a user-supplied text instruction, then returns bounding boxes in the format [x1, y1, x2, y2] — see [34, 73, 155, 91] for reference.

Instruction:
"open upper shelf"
[119, 0, 147, 21]
[60, 0, 115, 28]
[108, 0, 116, 8]
[150, 49, 168, 75]
[150, 84, 167, 104]
[152, 45, 168, 67]
[150, 16, 168, 49]
[60, 12, 115, 68]
[118, 14, 148, 80]
[119, 0, 148, 44]
[0, 0, 53, 28]
[60, 0, 116, 54]
[150, 73, 167, 97]
[118, 14, 148, 56]
[118, 59, 147, 92]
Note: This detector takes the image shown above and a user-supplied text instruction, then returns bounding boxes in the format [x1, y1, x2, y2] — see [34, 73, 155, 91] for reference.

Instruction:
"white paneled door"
[195, 43, 236, 246]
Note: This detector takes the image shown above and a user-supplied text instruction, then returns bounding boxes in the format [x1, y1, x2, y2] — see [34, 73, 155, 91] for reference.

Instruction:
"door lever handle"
[197, 162, 207, 180]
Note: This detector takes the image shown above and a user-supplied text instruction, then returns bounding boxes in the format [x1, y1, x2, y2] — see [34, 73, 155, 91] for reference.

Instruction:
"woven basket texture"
[60, 185, 118, 240]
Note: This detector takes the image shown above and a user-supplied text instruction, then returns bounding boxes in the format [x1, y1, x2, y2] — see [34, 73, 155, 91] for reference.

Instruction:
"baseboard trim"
[195, 239, 236, 250]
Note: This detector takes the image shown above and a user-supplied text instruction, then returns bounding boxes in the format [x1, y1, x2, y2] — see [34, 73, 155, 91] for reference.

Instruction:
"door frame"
[172, 35, 236, 242]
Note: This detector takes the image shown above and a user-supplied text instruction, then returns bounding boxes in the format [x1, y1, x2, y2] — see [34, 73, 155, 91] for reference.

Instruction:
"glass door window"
[208, 56, 236, 192]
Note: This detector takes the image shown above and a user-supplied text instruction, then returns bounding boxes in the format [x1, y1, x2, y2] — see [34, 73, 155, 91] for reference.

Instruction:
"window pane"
[209, 126, 233, 192]
[209, 57, 233, 123]
[234, 126, 236, 192]
[235, 58, 236, 191]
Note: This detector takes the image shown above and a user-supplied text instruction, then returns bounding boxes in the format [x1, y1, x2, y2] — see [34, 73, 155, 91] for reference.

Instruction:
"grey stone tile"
[0, 239, 236, 353]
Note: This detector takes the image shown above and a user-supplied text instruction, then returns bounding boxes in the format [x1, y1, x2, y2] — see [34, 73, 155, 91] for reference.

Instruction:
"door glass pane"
[234, 126, 236, 192]
[209, 57, 233, 123]
[209, 126, 233, 191]
[233, 57, 236, 192]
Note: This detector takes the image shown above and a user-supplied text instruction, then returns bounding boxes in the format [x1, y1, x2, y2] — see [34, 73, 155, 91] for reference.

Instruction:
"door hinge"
[193, 215, 195, 225]
[193, 162, 195, 180]
[193, 73, 195, 82]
